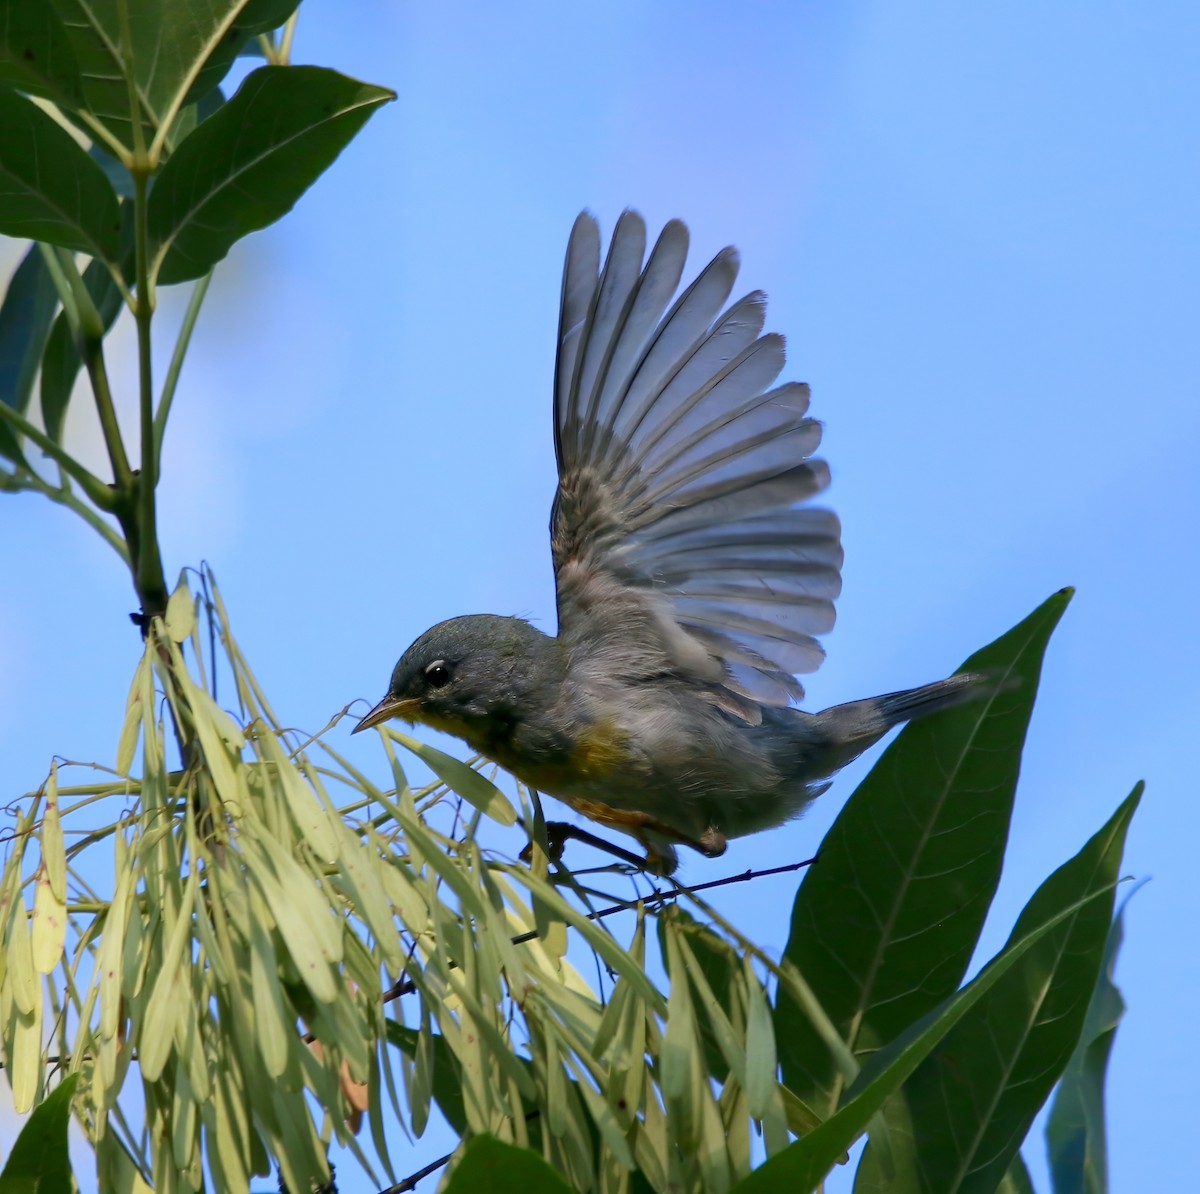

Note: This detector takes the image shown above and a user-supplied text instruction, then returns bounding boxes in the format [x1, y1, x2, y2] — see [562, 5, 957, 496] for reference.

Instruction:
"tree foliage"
[0, 6, 1136, 1193]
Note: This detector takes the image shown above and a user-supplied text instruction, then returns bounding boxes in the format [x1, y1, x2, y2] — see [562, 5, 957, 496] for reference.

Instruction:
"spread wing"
[551, 211, 842, 723]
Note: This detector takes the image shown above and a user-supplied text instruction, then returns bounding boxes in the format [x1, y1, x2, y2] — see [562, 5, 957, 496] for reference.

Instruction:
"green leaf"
[998, 1154, 1037, 1194]
[443, 1135, 573, 1194]
[0, 1072, 78, 1194]
[0, 246, 59, 432]
[728, 814, 1131, 1194]
[387, 1023, 470, 1136]
[40, 203, 133, 442]
[776, 590, 1072, 1113]
[657, 906, 741, 1083]
[0, 87, 121, 258]
[149, 65, 394, 284]
[391, 730, 517, 826]
[0, 0, 84, 110]
[1045, 889, 1137, 1194]
[184, 0, 300, 107]
[50, 0, 146, 150]
[853, 786, 1140, 1194]
[50, 0, 292, 153]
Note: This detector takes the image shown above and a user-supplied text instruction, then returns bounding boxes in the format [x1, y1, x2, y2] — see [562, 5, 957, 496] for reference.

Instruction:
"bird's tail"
[811, 671, 1005, 772]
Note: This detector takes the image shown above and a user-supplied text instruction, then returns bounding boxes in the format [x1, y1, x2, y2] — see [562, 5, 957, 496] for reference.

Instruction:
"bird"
[354, 211, 991, 874]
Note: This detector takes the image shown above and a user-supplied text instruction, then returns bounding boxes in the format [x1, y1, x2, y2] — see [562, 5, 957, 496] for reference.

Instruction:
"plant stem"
[38, 246, 135, 503]
[154, 272, 211, 470]
[9, 469, 128, 561]
[0, 404, 116, 511]
[130, 166, 168, 619]
[80, 337, 134, 493]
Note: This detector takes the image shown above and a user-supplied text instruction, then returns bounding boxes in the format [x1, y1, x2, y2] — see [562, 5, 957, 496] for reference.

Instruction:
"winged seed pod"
[5, 570, 853, 1191]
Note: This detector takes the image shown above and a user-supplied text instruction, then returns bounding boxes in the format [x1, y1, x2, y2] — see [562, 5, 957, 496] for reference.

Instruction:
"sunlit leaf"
[31, 863, 66, 975]
[139, 866, 199, 1081]
[149, 65, 394, 284]
[389, 729, 517, 826]
[742, 957, 778, 1122]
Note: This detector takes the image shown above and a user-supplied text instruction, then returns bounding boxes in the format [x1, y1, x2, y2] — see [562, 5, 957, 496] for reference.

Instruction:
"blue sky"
[1, 2, 1196, 1189]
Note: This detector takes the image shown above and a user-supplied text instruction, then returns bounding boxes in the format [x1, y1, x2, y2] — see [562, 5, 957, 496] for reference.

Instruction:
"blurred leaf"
[0, 88, 121, 258]
[0, 246, 58, 431]
[40, 204, 133, 442]
[0, 0, 84, 109]
[0, 1072, 78, 1194]
[443, 1135, 574, 1194]
[853, 786, 1140, 1194]
[31, 865, 65, 975]
[728, 841, 1128, 1194]
[1045, 889, 1137, 1194]
[39, 766, 66, 902]
[742, 956, 778, 1122]
[777, 590, 1072, 1112]
[247, 887, 291, 1079]
[149, 65, 394, 284]
[999, 1154, 1037, 1194]
[91, 145, 135, 199]
[164, 580, 195, 642]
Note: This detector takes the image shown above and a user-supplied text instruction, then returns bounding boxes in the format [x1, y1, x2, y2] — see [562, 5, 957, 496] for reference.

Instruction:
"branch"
[381, 855, 817, 1002]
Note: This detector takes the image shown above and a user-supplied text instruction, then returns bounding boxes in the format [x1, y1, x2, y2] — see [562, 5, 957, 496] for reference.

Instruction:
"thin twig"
[378, 1149, 455, 1194]
[380, 855, 817, 1001]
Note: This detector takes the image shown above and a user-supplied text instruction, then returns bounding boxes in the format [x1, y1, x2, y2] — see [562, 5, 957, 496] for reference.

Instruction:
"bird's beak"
[352, 695, 421, 734]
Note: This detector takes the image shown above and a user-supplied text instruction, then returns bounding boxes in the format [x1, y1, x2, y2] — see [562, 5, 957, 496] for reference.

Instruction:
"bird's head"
[353, 614, 564, 749]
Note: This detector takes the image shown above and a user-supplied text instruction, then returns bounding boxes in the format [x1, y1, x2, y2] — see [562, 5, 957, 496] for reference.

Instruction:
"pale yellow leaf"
[165, 578, 196, 643]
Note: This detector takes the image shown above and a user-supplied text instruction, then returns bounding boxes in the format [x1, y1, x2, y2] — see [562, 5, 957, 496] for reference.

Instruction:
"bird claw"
[518, 819, 726, 875]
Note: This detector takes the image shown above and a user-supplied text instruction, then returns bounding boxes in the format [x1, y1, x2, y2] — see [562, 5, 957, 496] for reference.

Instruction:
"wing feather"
[551, 213, 841, 718]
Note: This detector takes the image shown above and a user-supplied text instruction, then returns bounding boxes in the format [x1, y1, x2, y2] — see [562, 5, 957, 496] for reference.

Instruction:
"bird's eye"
[424, 660, 451, 689]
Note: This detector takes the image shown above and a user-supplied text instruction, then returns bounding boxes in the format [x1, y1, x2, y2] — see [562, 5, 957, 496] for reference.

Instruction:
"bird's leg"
[519, 820, 648, 868]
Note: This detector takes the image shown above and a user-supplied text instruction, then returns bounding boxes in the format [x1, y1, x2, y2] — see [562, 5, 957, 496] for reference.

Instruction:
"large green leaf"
[39, 205, 134, 442]
[48, 0, 148, 150]
[148, 65, 394, 284]
[49, 0, 295, 153]
[0, 0, 84, 109]
[853, 786, 1140, 1194]
[776, 590, 1071, 1113]
[0, 1072, 79, 1194]
[442, 1135, 574, 1194]
[1045, 891, 1135, 1194]
[0, 246, 59, 434]
[998, 1155, 1037, 1194]
[0, 86, 121, 259]
[184, 0, 300, 108]
[728, 819, 1130, 1194]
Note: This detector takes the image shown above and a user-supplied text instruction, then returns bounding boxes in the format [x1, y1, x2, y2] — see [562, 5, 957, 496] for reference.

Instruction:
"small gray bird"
[356, 211, 988, 872]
